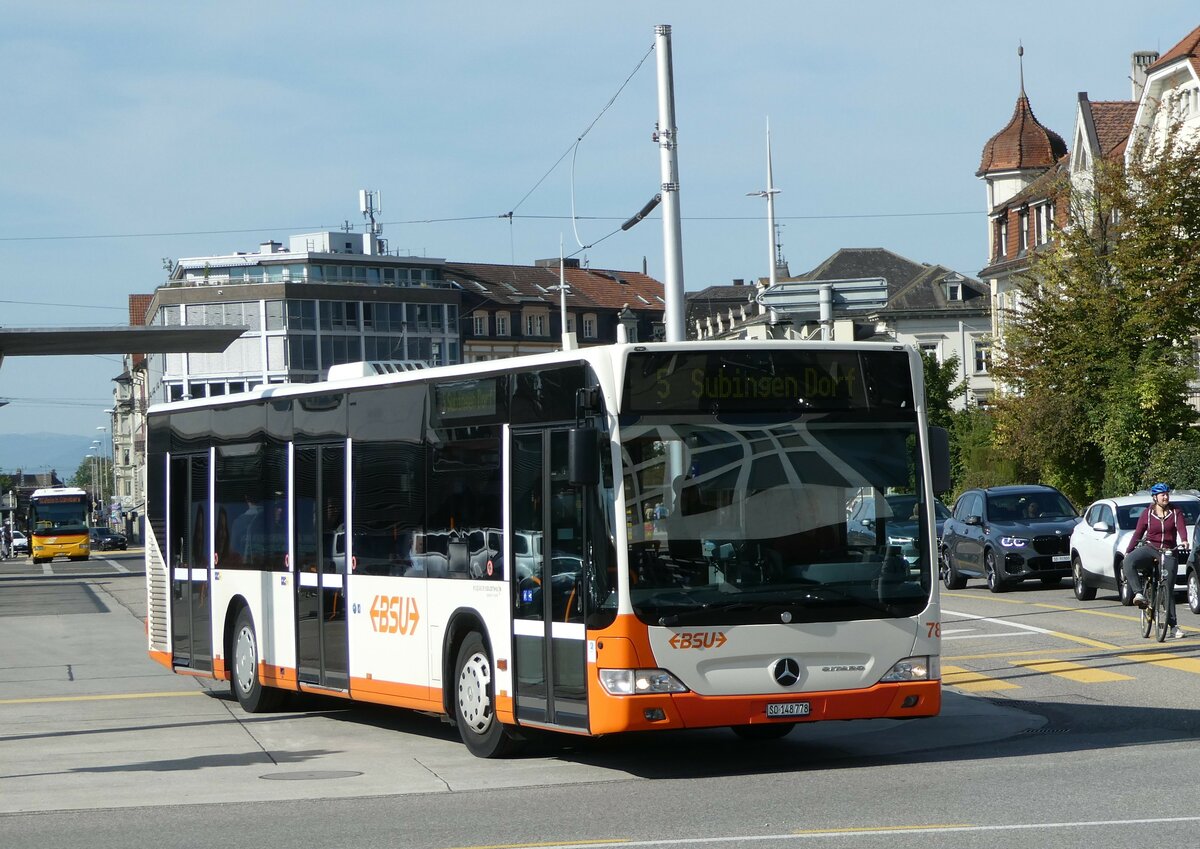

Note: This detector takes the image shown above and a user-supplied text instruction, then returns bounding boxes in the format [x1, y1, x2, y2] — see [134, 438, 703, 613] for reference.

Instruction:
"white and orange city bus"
[145, 341, 949, 757]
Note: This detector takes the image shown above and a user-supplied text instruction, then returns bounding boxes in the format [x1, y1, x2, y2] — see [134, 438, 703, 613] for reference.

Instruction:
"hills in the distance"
[0, 433, 94, 480]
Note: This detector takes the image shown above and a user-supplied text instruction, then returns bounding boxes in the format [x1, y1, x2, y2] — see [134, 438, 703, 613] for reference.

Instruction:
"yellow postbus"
[29, 486, 91, 563]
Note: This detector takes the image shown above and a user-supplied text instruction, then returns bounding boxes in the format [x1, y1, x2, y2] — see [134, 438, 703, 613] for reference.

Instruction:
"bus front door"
[294, 442, 349, 690]
[511, 429, 589, 731]
[168, 453, 212, 672]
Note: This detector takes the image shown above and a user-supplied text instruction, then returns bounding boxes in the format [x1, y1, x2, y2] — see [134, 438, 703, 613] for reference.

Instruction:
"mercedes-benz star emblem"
[773, 658, 800, 687]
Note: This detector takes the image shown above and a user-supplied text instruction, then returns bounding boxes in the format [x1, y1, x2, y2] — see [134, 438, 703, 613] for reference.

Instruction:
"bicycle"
[1137, 547, 1184, 643]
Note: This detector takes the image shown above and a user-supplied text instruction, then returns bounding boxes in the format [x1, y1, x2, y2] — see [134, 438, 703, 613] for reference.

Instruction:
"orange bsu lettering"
[668, 631, 727, 650]
[369, 595, 421, 635]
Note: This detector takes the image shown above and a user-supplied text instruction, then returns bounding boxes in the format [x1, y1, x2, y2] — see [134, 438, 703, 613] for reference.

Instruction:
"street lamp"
[95, 427, 109, 526]
[85, 453, 97, 520]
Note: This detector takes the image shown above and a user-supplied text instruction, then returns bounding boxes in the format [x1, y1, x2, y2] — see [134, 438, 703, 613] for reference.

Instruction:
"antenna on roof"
[747, 117, 782, 289]
[1018, 42, 1025, 96]
[357, 191, 386, 255]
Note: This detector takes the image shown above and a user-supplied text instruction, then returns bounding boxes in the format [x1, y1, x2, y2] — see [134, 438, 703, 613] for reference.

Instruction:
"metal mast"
[655, 24, 686, 342]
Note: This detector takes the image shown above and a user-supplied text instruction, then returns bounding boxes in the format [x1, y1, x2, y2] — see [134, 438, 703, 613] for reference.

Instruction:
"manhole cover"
[260, 770, 362, 781]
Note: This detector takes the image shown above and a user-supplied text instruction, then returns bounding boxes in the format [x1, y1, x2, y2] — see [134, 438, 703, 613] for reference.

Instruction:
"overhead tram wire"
[500, 41, 656, 224]
[0, 210, 982, 244]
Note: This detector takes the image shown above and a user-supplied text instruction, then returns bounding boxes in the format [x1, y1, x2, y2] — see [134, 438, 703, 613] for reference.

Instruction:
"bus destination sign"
[622, 349, 914, 414]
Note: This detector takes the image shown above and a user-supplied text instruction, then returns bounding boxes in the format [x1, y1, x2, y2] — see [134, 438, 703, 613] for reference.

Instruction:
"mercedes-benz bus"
[145, 341, 949, 757]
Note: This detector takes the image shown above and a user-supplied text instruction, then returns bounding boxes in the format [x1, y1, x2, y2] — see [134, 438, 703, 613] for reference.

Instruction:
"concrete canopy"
[0, 326, 246, 365]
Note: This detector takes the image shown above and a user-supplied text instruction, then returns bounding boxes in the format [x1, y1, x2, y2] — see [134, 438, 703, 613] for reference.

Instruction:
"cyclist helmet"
[1150, 482, 1171, 495]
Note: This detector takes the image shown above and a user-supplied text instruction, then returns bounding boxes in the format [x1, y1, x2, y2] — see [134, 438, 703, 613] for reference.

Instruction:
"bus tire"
[454, 632, 521, 758]
[231, 608, 284, 713]
[731, 722, 796, 741]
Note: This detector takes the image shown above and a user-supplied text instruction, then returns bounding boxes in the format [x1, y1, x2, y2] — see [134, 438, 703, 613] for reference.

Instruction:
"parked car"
[10, 529, 28, 555]
[89, 526, 128, 551]
[940, 484, 1081, 592]
[1071, 494, 1200, 605]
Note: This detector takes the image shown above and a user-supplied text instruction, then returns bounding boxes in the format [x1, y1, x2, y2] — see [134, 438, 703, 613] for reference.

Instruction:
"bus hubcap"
[236, 626, 256, 695]
[458, 652, 493, 733]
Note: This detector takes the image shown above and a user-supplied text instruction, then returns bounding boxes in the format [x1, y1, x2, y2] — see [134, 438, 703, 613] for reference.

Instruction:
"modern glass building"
[143, 232, 461, 405]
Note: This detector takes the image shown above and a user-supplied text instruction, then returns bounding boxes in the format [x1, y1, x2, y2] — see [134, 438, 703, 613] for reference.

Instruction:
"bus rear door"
[168, 454, 212, 672]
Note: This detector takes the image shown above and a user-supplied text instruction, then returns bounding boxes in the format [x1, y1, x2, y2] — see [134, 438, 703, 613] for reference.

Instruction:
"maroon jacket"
[1125, 506, 1188, 553]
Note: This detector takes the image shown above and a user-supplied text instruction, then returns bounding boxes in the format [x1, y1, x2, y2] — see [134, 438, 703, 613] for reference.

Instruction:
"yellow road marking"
[442, 842, 628, 849]
[0, 691, 206, 705]
[942, 665, 1019, 691]
[1010, 658, 1133, 683]
[1120, 653, 1200, 674]
[1034, 630, 1116, 650]
[792, 824, 971, 835]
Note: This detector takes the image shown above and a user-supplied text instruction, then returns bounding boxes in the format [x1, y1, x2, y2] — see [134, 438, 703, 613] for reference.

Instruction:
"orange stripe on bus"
[260, 664, 298, 689]
[495, 692, 515, 724]
[349, 677, 443, 713]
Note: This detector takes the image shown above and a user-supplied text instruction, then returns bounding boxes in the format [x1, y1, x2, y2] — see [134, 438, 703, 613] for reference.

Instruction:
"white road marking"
[941, 631, 1034, 640]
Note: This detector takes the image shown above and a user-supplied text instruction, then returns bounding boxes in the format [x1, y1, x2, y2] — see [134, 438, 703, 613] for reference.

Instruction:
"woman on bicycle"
[1123, 482, 1187, 639]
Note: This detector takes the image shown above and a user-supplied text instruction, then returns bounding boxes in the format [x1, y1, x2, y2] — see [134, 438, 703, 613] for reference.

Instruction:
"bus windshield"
[621, 416, 931, 626]
[31, 497, 89, 534]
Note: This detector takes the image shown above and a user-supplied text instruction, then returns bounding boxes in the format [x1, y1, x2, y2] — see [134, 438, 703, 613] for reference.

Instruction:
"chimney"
[732, 278, 744, 286]
[1131, 50, 1159, 101]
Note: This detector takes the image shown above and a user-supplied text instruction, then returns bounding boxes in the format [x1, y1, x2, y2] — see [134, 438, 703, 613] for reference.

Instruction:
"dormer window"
[996, 219, 1007, 260]
[1019, 209, 1029, 253]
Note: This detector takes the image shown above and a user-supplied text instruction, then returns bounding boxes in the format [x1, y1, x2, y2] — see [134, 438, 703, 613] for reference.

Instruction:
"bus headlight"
[879, 656, 939, 682]
[599, 668, 689, 695]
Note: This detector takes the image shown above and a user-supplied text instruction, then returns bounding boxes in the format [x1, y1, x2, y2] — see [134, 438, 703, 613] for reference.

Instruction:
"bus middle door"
[511, 429, 588, 731]
[294, 442, 350, 691]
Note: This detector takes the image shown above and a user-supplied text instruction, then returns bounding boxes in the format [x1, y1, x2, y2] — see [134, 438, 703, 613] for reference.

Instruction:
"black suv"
[89, 526, 128, 551]
[941, 484, 1080, 592]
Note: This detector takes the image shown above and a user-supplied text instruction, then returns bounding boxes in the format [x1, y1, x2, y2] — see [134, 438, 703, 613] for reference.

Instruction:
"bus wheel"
[454, 632, 521, 758]
[231, 608, 284, 713]
[731, 723, 796, 740]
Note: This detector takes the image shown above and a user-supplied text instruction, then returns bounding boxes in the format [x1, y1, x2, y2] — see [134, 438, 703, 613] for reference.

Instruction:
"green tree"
[921, 351, 965, 430]
[1143, 436, 1200, 493]
[991, 122, 1200, 505]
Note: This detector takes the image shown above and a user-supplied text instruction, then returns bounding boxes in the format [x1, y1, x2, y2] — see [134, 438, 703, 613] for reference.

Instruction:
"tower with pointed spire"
[977, 45, 1069, 390]
[977, 45, 1068, 260]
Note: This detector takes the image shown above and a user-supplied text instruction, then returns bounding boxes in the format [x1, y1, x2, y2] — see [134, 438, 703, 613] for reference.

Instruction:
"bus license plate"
[1052, 555, 1070, 563]
[766, 702, 810, 718]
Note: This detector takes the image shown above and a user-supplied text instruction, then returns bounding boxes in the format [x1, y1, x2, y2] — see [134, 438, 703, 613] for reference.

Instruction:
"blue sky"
[1, 2, 1197, 454]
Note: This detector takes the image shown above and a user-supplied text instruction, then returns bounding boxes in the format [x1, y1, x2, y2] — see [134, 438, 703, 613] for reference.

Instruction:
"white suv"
[1070, 494, 1200, 604]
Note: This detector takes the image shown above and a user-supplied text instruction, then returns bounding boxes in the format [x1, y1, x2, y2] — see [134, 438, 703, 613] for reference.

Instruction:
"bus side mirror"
[929, 426, 951, 495]
[569, 427, 599, 487]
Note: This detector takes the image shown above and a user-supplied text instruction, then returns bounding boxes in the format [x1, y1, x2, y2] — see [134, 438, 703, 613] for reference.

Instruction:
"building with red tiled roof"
[980, 24, 1200, 401]
[1129, 24, 1200, 164]
[977, 49, 1071, 369]
[445, 258, 665, 361]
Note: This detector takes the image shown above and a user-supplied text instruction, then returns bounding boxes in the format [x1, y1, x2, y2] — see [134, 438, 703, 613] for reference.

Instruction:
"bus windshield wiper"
[657, 601, 759, 627]
[803, 586, 899, 616]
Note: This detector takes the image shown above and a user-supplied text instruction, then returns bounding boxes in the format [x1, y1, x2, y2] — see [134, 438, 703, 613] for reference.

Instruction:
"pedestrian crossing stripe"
[1120, 652, 1200, 674]
[1008, 658, 1133, 683]
[942, 665, 1019, 691]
